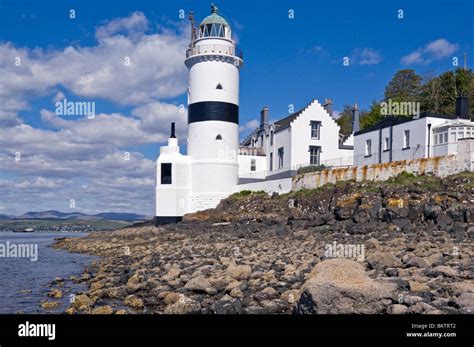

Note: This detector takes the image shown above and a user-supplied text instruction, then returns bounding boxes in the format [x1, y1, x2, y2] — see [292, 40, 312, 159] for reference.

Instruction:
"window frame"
[310, 121, 321, 139]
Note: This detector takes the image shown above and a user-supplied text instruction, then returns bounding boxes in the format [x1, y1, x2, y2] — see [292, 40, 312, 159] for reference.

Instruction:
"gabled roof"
[273, 108, 305, 133]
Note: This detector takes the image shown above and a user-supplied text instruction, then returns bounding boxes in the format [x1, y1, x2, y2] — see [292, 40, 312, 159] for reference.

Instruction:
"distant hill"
[10, 210, 149, 221]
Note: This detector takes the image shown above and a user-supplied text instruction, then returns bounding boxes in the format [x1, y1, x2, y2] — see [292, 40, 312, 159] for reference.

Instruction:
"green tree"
[384, 69, 422, 102]
[335, 104, 353, 136]
[359, 101, 382, 129]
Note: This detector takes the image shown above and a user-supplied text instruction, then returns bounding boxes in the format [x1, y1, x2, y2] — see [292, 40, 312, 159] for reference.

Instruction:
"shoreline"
[45, 174, 474, 315]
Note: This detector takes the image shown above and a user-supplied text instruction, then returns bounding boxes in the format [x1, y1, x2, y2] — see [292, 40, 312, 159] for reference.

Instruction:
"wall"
[354, 117, 449, 166]
[290, 100, 351, 168]
[236, 177, 292, 195]
[293, 139, 474, 191]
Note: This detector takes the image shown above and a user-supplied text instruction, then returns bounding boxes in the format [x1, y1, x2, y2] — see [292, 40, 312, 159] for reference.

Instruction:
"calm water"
[0, 232, 95, 314]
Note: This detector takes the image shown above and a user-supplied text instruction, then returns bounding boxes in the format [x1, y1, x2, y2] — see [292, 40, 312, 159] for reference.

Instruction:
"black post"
[427, 123, 432, 158]
[170, 122, 176, 138]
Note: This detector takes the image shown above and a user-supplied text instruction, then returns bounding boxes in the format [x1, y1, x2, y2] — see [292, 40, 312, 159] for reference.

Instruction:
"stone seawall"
[293, 139, 474, 191]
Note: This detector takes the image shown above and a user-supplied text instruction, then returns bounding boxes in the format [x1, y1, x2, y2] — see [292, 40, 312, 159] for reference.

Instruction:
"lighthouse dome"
[198, 5, 230, 39]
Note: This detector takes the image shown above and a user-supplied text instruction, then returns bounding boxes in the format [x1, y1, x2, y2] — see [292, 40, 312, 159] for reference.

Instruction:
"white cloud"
[401, 38, 458, 65]
[350, 48, 383, 65]
[0, 12, 190, 215]
[239, 119, 259, 133]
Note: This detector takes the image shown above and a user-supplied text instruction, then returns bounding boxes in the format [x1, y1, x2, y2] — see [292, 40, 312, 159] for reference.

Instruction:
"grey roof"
[353, 112, 463, 136]
[273, 107, 307, 133]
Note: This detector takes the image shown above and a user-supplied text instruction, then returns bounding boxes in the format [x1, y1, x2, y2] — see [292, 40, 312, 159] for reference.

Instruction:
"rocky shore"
[47, 172, 474, 314]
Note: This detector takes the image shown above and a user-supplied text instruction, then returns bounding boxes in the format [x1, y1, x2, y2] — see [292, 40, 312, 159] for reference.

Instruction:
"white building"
[353, 96, 473, 166]
[239, 100, 355, 181]
[154, 5, 355, 225]
[155, 5, 243, 224]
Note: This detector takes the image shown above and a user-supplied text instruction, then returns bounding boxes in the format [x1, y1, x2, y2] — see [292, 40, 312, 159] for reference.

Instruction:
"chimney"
[170, 122, 176, 138]
[455, 95, 469, 119]
[323, 98, 333, 117]
[260, 106, 269, 128]
[352, 104, 360, 133]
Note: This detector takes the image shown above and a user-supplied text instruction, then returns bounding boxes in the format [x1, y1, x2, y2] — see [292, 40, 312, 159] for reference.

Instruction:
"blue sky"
[0, 0, 472, 215]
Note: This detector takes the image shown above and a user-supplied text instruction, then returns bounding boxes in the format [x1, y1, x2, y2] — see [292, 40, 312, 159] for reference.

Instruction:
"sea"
[0, 232, 95, 314]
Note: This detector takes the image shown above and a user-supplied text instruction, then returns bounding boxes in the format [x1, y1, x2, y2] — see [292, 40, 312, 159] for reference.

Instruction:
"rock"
[365, 238, 379, 250]
[254, 287, 278, 302]
[281, 290, 300, 304]
[41, 301, 60, 310]
[184, 276, 215, 294]
[48, 288, 63, 299]
[367, 251, 401, 270]
[210, 298, 242, 314]
[162, 292, 182, 305]
[406, 256, 429, 268]
[456, 292, 474, 313]
[433, 265, 459, 278]
[72, 294, 93, 309]
[425, 253, 444, 267]
[91, 305, 114, 314]
[227, 263, 252, 280]
[162, 267, 181, 282]
[164, 296, 201, 314]
[229, 287, 244, 299]
[295, 259, 397, 314]
[65, 307, 76, 315]
[389, 304, 408, 314]
[124, 295, 144, 309]
[260, 299, 288, 313]
[408, 281, 430, 292]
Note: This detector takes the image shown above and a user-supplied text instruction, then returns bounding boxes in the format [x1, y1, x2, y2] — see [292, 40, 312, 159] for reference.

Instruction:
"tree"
[359, 101, 382, 129]
[384, 69, 422, 102]
[335, 104, 353, 136]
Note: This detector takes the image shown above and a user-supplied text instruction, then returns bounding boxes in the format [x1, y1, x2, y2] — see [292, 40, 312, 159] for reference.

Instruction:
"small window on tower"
[216, 83, 223, 90]
[216, 134, 223, 140]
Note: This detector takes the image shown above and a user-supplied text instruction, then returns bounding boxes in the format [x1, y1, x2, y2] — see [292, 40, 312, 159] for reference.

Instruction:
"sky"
[0, 0, 473, 216]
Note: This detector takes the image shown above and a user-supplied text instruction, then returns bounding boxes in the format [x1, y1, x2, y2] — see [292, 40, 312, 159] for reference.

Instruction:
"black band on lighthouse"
[188, 101, 239, 124]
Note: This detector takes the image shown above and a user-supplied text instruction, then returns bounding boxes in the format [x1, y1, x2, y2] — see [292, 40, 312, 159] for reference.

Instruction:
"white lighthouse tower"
[185, 4, 243, 211]
[154, 5, 243, 225]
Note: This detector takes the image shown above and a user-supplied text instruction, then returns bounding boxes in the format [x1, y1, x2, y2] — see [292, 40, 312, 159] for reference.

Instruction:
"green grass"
[228, 190, 267, 199]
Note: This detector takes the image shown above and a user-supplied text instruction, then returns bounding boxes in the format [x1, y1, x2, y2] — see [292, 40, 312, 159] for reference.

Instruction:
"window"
[310, 121, 321, 139]
[403, 130, 410, 149]
[443, 132, 448, 143]
[216, 134, 222, 140]
[216, 83, 223, 90]
[250, 159, 256, 172]
[309, 146, 321, 165]
[269, 153, 273, 171]
[384, 137, 390, 151]
[365, 139, 372, 157]
[278, 147, 284, 169]
[270, 131, 274, 146]
[434, 134, 438, 145]
[260, 135, 264, 146]
[161, 163, 172, 185]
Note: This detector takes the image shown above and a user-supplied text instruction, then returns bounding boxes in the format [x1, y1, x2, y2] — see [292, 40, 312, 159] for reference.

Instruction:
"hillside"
[50, 172, 473, 314]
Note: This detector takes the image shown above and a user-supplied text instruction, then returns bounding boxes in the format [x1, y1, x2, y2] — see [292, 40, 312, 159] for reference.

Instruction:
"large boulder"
[295, 258, 397, 314]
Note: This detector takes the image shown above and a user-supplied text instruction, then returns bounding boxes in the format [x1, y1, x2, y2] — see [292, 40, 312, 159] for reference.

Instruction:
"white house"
[353, 96, 473, 166]
[239, 100, 355, 181]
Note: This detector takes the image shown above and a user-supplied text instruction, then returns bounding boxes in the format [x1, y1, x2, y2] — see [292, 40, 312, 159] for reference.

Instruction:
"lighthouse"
[185, 5, 243, 211]
[155, 5, 243, 225]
